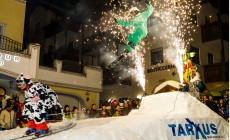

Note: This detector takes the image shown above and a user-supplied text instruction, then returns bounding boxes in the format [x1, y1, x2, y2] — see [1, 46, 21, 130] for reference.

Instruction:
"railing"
[201, 22, 229, 42]
[203, 63, 228, 83]
[0, 35, 29, 55]
[62, 60, 82, 73]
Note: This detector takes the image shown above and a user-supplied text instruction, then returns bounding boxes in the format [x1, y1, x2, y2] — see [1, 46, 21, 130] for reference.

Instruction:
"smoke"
[99, 43, 118, 65]
[98, 0, 199, 88]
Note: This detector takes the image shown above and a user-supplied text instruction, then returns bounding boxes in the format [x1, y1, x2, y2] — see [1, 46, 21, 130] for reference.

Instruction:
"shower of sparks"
[96, 0, 201, 86]
[132, 47, 146, 91]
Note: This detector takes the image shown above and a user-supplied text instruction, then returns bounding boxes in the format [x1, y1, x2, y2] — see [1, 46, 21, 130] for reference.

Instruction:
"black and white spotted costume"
[16, 74, 62, 124]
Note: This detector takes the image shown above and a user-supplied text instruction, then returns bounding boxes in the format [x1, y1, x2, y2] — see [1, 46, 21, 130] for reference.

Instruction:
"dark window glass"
[151, 47, 163, 65]
[208, 53, 214, 64]
[191, 10, 197, 24]
[205, 16, 211, 24]
[190, 46, 200, 64]
[35, 22, 40, 33]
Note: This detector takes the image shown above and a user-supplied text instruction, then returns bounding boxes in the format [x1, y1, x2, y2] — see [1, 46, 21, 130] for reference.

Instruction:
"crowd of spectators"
[0, 95, 140, 131]
[201, 94, 229, 121]
[60, 98, 139, 120]
[0, 92, 228, 131]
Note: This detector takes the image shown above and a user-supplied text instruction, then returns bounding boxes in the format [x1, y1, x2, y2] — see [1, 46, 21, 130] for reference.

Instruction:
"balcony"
[201, 22, 229, 42]
[0, 35, 29, 55]
[203, 63, 229, 83]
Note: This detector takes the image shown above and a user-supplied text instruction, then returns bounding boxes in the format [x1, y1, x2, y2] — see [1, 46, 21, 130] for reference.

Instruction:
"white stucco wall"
[37, 66, 102, 90]
[0, 44, 39, 78]
[0, 44, 102, 92]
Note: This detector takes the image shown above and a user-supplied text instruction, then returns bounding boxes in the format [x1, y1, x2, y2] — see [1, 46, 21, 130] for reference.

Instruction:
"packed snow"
[0, 92, 229, 140]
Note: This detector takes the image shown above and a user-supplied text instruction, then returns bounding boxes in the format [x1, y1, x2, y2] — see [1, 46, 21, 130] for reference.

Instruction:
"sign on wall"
[147, 64, 176, 73]
[0, 53, 20, 66]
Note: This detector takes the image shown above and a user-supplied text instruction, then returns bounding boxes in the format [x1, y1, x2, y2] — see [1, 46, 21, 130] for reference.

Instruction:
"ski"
[106, 52, 127, 69]
[32, 122, 77, 139]
[10, 133, 35, 140]
[11, 122, 77, 140]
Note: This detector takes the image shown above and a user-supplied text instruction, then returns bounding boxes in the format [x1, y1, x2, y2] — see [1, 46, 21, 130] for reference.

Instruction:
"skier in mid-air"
[107, 0, 159, 69]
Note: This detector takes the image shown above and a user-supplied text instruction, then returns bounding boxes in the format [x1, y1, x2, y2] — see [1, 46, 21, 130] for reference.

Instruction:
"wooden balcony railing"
[201, 22, 229, 42]
[203, 63, 228, 83]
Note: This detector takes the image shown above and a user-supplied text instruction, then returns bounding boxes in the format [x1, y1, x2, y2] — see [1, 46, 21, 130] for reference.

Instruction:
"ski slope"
[0, 92, 228, 140]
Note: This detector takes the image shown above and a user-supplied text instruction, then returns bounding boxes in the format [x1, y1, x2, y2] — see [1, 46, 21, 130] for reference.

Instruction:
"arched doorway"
[56, 93, 85, 110]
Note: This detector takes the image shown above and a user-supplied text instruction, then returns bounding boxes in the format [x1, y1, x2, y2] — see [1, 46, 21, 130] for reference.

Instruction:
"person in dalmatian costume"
[16, 73, 62, 137]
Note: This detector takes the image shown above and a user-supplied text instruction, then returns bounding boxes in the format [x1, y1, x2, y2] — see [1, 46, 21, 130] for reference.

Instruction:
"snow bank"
[0, 92, 228, 140]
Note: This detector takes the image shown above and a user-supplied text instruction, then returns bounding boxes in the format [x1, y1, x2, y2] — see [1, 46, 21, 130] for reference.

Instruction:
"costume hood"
[190, 72, 201, 83]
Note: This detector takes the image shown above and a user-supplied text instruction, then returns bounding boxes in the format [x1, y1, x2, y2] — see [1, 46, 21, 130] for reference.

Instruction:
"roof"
[154, 80, 181, 94]
[208, 82, 229, 96]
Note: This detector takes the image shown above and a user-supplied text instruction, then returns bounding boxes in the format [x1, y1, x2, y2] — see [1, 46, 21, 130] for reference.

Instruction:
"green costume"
[116, 3, 154, 52]
[106, 1, 154, 69]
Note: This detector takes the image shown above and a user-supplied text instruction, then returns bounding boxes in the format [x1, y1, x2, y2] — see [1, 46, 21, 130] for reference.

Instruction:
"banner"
[161, 118, 229, 140]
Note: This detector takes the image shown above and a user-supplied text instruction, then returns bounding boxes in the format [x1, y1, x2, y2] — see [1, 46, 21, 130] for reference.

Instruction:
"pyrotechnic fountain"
[98, 0, 201, 89]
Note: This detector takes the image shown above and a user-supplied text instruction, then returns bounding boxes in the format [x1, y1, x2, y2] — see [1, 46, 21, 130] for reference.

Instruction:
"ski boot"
[24, 128, 36, 136]
[34, 129, 49, 137]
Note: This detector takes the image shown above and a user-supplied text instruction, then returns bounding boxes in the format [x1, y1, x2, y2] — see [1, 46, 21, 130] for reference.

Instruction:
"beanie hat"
[5, 99, 13, 109]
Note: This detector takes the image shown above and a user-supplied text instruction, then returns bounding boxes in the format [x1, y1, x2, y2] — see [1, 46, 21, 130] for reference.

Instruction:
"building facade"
[0, 0, 103, 109]
[101, 0, 229, 101]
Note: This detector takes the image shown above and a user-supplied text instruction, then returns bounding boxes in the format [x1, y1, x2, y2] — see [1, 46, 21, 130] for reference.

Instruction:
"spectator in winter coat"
[63, 105, 73, 120]
[1, 95, 11, 110]
[113, 104, 123, 116]
[0, 99, 16, 130]
[218, 99, 225, 118]
[110, 100, 118, 115]
[206, 95, 218, 113]
[85, 109, 90, 119]
[100, 110, 109, 118]
[89, 104, 99, 118]
[100, 105, 111, 117]
[16, 103, 28, 128]
[78, 108, 87, 120]
[48, 105, 62, 120]
[122, 102, 132, 116]
[112, 110, 121, 117]
[0, 96, 3, 113]
[13, 96, 20, 113]
[72, 106, 80, 120]
[202, 95, 208, 105]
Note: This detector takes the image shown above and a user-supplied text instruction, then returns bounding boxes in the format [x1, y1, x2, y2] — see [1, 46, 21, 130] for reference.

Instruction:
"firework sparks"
[131, 46, 146, 91]
[97, 0, 201, 87]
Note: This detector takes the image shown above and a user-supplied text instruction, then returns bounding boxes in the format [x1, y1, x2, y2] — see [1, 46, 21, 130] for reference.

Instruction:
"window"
[151, 47, 163, 65]
[0, 25, 3, 35]
[191, 10, 197, 24]
[190, 46, 200, 64]
[0, 24, 5, 48]
[208, 53, 213, 64]
[205, 16, 211, 24]
[35, 22, 40, 33]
